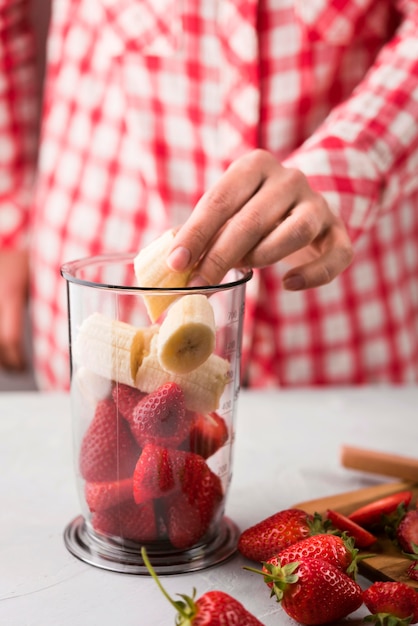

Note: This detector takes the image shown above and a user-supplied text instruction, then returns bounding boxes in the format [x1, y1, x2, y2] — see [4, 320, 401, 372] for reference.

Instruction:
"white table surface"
[1, 387, 417, 626]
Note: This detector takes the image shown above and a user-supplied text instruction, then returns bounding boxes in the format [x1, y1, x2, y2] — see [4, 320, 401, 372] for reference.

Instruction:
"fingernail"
[283, 274, 305, 290]
[167, 246, 191, 272]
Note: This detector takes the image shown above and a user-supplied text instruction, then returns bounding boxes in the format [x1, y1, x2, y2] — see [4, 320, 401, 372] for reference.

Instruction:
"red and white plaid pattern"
[0, 0, 37, 248]
[1, 0, 418, 389]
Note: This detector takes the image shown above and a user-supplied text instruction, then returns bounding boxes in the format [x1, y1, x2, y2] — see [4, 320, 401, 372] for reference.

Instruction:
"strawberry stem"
[141, 546, 196, 623]
[243, 561, 300, 602]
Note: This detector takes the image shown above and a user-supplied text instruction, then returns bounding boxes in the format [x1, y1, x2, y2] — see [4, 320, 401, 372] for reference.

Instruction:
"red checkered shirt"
[1, 0, 418, 389]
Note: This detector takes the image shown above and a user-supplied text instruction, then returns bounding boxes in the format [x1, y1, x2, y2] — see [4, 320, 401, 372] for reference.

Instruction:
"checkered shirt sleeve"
[285, 1, 418, 243]
[0, 0, 38, 249]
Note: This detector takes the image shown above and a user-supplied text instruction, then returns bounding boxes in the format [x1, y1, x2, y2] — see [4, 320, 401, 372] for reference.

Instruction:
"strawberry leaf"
[382, 503, 409, 540]
[308, 511, 332, 535]
[365, 613, 413, 626]
[244, 560, 300, 603]
[403, 543, 418, 560]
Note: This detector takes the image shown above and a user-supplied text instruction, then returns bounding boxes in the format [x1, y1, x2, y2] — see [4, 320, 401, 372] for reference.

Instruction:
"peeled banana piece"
[71, 366, 113, 426]
[134, 229, 193, 322]
[73, 366, 112, 409]
[72, 312, 158, 386]
[157, 294, 216, 374]
[135, 335, 230, 413]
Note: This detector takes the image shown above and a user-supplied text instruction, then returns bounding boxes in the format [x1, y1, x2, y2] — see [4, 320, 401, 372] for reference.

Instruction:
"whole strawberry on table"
[363, 581, 418, 626]
[236, 489, 418, 625]
[141, 546, 263, 626]
[241, 524, 364, 625]
[122, 492, 418, 625]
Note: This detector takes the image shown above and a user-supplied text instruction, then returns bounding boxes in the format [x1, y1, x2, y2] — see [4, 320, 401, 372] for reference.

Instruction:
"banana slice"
[73, 366, 112, 408]
[71, 366, 113, 426]
[133, 229, 193, 322]
[135, 335, 230, 413]
[72, 312, 158, 386]
[157, 294, 216, 374]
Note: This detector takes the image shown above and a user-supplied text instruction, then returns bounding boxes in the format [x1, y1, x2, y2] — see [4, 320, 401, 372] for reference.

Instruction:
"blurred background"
[0, 0, 51, 391]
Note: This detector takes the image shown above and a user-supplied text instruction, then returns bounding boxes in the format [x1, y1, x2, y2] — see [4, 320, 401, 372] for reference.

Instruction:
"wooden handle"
[341, 445, 418, 483]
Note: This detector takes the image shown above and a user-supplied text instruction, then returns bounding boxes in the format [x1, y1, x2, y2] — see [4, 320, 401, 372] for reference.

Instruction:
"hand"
[167, 149, 354, 289]
[0, 249, 29, 370]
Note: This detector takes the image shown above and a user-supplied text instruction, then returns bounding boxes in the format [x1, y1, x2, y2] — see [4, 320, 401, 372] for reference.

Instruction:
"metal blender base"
[63, 515, 240, 575]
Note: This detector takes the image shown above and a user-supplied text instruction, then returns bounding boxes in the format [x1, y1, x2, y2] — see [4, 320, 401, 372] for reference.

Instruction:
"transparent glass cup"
[61, 253, 252, 574]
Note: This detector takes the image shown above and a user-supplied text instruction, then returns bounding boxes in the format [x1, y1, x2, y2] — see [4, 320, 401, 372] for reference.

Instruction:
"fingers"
[167, 150, 279, 274]
[167, 149, 354, 289]
[0, 249, 29, 371]
[242, 197, 354, 288]
[245, 197, 327, 266]
[188, 173, 300, 284]
[0, 294, 27, 371]
[281, 227, 354, 290]
[169, 152, 312, 281]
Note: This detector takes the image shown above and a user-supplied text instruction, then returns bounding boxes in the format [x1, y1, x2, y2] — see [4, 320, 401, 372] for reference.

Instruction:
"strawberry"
[237, 508, 324, 562]
[245, 556, 363, 625]
[141, 546, 263, 625]
[363, 581, 418, 625]
[265, 533, 359, 578]
[397, 510, 418, 553]
[91, 500, 158, 543]
[163, 491, 206, 550]
[407, 561, 418, 582]
[181, 411, 229, 459]
[85, 477, 134, 512]
[326, 509, 377, 548]
[133, 444, 177, 503]
[178, 449, 223, 529]
[112, 382, 146, 421]
[133, 445, 223, 507]
[79, 397, 140, 481]
[349, 491, 413, 528]
[125, 382, 194, 448]
[133, 444, 223, 548]
[405, 544, 418, 582]
[186, 591, 263, 626]
[163, 468, 223, 549]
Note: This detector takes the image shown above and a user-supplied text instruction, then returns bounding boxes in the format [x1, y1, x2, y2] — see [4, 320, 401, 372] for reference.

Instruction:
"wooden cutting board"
[294, 481, 418, 588]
